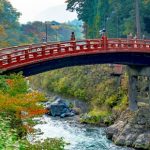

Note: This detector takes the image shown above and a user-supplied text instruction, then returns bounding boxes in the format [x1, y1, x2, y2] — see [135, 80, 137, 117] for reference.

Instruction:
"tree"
[66, 0, 150, 38]
[0, 0, 20, 47]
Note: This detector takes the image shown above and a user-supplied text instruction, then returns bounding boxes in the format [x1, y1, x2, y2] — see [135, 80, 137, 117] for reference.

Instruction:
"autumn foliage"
[0, 74, 47, 119]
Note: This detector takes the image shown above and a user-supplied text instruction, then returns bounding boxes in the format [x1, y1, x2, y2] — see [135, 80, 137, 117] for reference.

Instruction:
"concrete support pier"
[127, 65, 150, 111]
[128, 75, 138, 111]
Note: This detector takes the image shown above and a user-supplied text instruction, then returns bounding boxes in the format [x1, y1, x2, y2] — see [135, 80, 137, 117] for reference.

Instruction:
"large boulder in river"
[46, 98, 75, 118]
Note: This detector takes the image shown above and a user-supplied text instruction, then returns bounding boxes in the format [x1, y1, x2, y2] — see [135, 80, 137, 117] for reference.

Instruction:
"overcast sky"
[9, 0, 77, 23]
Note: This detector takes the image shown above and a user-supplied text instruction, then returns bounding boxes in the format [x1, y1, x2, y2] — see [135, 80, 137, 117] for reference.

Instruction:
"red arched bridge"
[0, 37, 150, 76]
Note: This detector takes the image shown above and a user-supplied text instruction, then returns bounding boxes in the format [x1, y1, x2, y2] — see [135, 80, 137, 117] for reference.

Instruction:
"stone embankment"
[106, 105, 150, 149]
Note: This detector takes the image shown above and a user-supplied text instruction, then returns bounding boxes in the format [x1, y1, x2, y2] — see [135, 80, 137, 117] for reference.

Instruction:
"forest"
[0, 0, 82, 48]
[0, 0, 150, 149]
[1, 0, 150, 47]
[66, 0, 150, 38]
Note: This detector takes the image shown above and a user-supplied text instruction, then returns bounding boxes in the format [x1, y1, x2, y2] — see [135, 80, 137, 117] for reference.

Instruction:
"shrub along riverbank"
[0, 74, 66, 149]
[29, 65, 128, 125]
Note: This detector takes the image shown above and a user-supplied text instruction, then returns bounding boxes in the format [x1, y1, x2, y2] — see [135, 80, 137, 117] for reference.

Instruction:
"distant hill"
[34, 4, 77, 23]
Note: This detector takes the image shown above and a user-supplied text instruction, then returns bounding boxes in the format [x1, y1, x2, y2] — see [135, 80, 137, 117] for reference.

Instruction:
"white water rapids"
[28, 115, 134, 150]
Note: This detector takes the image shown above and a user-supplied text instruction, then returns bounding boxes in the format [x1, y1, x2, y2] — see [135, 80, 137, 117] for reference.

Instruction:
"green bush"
[105, 95, 118, 108]
[0, 113, 66, 150]
[7, 74, 28, 96]
[0, 114, 26, 149]
[80, 109, 111, 125]
[0, 75, 9, 92]
[25, 138, 66, 150]
[113, 95, 128, 112]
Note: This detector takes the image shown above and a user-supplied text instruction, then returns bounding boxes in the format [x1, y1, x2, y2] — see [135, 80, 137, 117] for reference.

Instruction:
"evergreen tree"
[66, 0, 150, 38]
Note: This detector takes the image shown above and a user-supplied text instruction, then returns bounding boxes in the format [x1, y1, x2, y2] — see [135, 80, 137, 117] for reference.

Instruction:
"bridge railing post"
[7, 54, 12, 64]
[142, 40, 146, 49]
[127, 39, 132, 49]
[86, 40, 90, 50]
[70, 41, 76, 51]
[65, 46, 69, 53]
[117, 39, 121, 48]
[57, 44, 61, 53]
[25, 50, 29, 60]
[16, 55, 20, 63]
[101, 36, 108, 50]
[41, 45, 46, 56]
[0, 59, 2, 67]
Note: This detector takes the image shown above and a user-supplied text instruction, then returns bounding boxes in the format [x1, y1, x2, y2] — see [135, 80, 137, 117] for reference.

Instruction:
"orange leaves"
[28, 108, 48, 116]
[21, 108, 48, 119]
[6, 79, 14, 87]
[0, 90, 47, 118]
[24, 91, 46, 103]
[0, 74, 47, 119]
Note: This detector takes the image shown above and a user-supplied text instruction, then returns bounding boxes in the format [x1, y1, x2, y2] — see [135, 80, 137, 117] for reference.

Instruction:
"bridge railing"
[107, 38, 150, 50]
[0, 38, 150, 71]
[0, 39, 103, 69]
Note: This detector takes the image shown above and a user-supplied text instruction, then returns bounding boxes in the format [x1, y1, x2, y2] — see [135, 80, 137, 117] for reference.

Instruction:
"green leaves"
[25, 138, 66, 150]
[66, 0, 150, 38]
[0, 115, 21, 149]
[0, 114, 66, 149]
[0, 0, 20, 27]
[0, 75, 9, 92]
[0, 74, 28, 96]
[0, 0, 20, 48]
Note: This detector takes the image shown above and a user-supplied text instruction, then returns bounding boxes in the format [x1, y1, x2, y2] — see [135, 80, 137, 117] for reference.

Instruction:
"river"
[28, 115, 134, 150]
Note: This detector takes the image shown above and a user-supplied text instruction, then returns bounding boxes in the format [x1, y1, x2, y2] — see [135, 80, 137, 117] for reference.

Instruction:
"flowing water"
[28, 115, 134, 150]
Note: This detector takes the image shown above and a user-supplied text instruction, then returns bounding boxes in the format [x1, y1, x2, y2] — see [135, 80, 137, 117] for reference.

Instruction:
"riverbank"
[106, 105, 150, 150]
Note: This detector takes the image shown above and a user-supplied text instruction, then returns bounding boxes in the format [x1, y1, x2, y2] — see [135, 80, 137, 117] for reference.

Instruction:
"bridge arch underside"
[3, 52, 150, 76]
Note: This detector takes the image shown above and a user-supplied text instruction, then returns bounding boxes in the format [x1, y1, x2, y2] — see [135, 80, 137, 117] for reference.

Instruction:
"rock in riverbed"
[46, 98, 76, 118]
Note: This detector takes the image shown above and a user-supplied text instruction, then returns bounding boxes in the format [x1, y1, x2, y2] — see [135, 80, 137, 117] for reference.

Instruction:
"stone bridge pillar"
[128, 65, 150, 111]
[128, 75, 138, 111]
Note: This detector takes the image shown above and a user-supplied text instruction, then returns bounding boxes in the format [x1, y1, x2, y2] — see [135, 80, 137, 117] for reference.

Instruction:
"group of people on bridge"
[70, 29, 108, 47]
[70, 28, 146, 42]
[127, 33, 145, 40]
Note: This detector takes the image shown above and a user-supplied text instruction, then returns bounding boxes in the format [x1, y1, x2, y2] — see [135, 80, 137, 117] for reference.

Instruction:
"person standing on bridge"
[99, 28, 106, 37]
[100, 28, 108, 49]
[127, 33, 133, 46]
[127, 33, 133, 40]
[142, 34, 145, 40]
[70, 32, 76, 41]
[134, 34, 137, 40]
